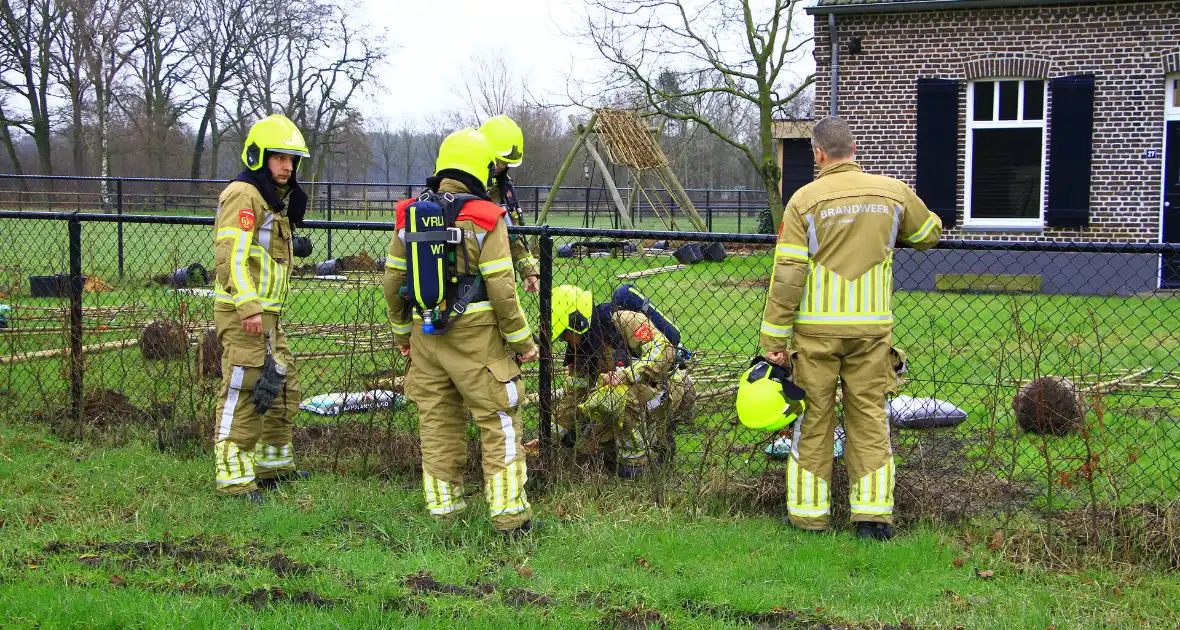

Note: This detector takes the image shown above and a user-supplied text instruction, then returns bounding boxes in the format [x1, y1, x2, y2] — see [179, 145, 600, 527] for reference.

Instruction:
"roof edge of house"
[807, 0, 1122, 17]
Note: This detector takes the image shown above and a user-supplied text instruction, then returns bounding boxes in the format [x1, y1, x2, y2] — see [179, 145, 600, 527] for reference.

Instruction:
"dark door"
[781, 138, 814, 202]
[1164, 121, 1180, 287]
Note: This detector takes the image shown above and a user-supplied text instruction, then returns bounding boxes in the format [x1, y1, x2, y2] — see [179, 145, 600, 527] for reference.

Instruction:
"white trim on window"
[963, 78, 1049, 230]
[1167, 74, 1180, 121]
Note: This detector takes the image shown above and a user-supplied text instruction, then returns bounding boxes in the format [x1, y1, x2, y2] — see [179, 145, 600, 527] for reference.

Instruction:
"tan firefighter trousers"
[212, 309, 300, 495]
[405, 323, 532, 531]
[786, 332, 895, 529]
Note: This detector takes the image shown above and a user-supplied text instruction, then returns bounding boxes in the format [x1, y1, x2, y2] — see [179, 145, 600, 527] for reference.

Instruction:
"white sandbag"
[888, 395, 967, 429]
[299, 390, 405, 416]
[765, 426, 845, 459]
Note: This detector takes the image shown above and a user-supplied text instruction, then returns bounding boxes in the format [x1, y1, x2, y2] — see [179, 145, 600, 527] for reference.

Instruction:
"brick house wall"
[811, 0, 1179, 244]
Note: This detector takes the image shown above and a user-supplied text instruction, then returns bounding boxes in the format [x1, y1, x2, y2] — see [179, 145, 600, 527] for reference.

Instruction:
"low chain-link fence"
[0, 174, 770, 236]
[1, 207, 1178, 567]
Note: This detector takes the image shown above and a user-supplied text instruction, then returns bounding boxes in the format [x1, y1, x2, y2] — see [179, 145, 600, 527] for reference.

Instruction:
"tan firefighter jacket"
[213, 181, 293, 318]
[489, 179, 540, 280]
[760, 162, 942, 351]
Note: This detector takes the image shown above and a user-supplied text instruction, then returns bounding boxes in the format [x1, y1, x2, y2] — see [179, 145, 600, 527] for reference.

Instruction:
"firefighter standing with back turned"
[480, 115, 540, 293]
[382, 128, 539, 536]
[211, 114, 313, 503]
[759, 116, 941, 540]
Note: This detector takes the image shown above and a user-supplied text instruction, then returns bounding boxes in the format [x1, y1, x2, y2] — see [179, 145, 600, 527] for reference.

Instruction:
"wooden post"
[578, 117, 636, 231]
[657, 164, 708, 232]
[536, 112, 598, 227]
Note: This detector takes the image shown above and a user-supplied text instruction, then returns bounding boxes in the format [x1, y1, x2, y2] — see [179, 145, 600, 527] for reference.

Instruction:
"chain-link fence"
[0, 174, 770, 236]
[1, 205, 1178, 567]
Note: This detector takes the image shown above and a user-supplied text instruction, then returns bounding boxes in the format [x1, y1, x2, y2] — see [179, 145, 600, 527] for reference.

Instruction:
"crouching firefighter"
[211, 114, 313, 502]
[382, 127, 540, 536]
[551, 284, 695, 478]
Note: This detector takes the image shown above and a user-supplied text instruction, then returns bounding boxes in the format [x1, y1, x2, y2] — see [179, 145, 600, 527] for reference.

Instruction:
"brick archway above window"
[963, 55, 1052, 81]
[1164, 50, 1180, 75]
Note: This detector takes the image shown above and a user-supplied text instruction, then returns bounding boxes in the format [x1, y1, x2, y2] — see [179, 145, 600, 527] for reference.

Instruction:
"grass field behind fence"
[1, 218, 1179, 526]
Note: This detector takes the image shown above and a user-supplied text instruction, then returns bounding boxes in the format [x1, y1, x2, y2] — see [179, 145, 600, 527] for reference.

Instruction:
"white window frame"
[963, 78, 1049, 230]
[1168, 74, 1180, 120]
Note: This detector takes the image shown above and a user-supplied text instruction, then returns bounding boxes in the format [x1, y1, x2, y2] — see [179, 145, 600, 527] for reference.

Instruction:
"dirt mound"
[734, 432, 1028, 524]
[196, 328, 222, 378]
[337, 250, 376, 272]
[140, 319, 188, 360]
[84, 276, 114, 293]
[502, 588, 555, 608]
[600, 605, 667, 629]
[242, 587, 339, 611]
[47, 388, 152, 432]
[1014, 376, 1084, 435]
[293, 422, 423, 478]
[404, 570, 479, 597]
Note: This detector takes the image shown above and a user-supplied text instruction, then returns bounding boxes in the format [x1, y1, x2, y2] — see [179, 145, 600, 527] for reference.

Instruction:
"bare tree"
[579, 0, 814, 230]
[450, 51, 517, 127]
[49, 0, 89, 175]
[396, 120, 416, 183]
[238, 0, 385, 182]
[0, 0, 64, 175]
[124, 0, 195, 177]
[369, 116, 395, 182]
[71, 0, 142, 205]
[183, 0, 272, 179]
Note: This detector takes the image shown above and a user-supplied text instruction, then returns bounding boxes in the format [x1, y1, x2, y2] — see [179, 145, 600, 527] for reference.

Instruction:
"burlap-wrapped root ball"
[196, 327, 223, 378]
[1013, 376, 1084, 435]
[140, 319, 188, 360]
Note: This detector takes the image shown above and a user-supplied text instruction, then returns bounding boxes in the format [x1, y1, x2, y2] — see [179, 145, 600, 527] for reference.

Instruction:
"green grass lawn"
[2, 220, 1178, 512]
[2, 215, 1179, 626]
[2, 423, 1179, 629]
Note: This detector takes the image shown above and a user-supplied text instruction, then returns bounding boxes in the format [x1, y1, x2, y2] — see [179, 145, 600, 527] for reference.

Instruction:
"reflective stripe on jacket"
[213, 181, 292, 317]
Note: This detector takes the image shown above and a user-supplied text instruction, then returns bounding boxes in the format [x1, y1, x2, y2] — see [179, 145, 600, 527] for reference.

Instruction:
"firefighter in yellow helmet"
[211, 114, 312, 502]
[382, 127, 539, 536]
[760, 116, 941, 539]
[479, 115, 539, 293]
[551, 284, 693, 478]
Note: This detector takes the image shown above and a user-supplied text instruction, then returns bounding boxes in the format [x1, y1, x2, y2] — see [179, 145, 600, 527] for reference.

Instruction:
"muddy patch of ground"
[242, 586, 341, 611]
[733, 432, 1030, 525]
[43, 538, 320, 579]
[402, 571, 557, 609]
[682, 600, 920, 629]
[600, 605, 668, 629]
[293, 422, 423, 478]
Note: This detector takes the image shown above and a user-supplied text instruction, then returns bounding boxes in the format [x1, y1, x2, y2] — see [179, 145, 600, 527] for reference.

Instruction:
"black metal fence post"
[537, 226, 554, 453]
[116, 179, 125, 278]
[706, 189, 713, 232]
[738, 190, 743, 233]
[68, 216, 85, 437]
[533, 187, 540, 223]
[326, 183, 334, 259]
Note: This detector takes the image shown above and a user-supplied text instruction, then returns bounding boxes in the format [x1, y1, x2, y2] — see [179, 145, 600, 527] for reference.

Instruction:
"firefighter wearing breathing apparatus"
[382, 127, 539, 536]
[480, 115, 540, 293]
[551, 284, 694, 479]
[758, 116, 941, 540]
[211, 114, 313, 502]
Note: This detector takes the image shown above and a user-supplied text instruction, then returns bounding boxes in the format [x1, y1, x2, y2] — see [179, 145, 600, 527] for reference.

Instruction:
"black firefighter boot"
[257, 470, 312, 490]
[855, 522, 896, 541]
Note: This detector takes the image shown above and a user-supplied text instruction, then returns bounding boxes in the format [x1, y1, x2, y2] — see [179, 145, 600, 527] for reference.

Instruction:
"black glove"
[292, 234, 313, 258]
[251, 355, 287, 414]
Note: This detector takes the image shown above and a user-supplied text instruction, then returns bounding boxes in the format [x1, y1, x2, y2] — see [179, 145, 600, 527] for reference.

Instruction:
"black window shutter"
[915, 78, 961, 228]
[1046, 75, 1096, 228]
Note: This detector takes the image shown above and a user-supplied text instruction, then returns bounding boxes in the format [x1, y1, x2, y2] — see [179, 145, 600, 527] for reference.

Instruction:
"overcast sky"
[356, 0, 592, 124]
[356, 0, 817, 127]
